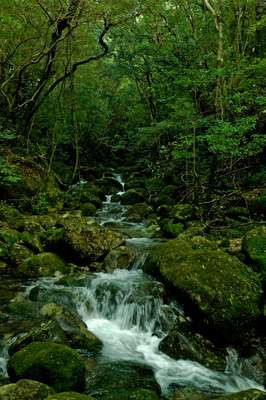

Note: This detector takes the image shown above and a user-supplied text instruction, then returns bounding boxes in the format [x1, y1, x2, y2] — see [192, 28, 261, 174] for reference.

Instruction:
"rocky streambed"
[0, 173, 266, 400]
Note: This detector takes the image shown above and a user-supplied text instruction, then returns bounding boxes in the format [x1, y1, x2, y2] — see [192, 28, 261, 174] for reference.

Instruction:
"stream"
[1, 173, 265, 396]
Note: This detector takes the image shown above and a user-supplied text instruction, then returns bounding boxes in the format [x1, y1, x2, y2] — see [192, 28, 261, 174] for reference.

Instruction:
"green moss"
[8, 342, 86, 393]
[0, 203, 24, 229]
[170, 204, 194, 222]
[160, 219, 184, 238]
[0, 379, 53, 400]
[17, 252, 68, 278]
[46, 393, 93, 400]
[243, 226, 266, 281]
[80, 203, 97, 217]
[144, 238, 262, 341]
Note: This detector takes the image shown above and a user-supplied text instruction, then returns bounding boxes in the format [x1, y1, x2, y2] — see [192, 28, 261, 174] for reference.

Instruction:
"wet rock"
[242, 226, 266, 282]
[56, 272, 94, 287]
[17, 252, 68, 278]
[41, 304, 102, 354]
[103, 246, 134, 272]
[44, 216, 124, 265]
[8, 341, 86, 392]
[124, 203, 153, 223]
[143, 238, 262, 343]
[9, 303, 102, 355]
[85, 361, 161, 397]
[159, 324, 226, 371]
[28, 286, 76, 310]
[8, 319, 67, 355]
[120, 189, 147, 205]
[215, 389, 266, 400]
[0, 379, 53, 400]
[45, 393, 94, 400]
[98, 177, 123, 194]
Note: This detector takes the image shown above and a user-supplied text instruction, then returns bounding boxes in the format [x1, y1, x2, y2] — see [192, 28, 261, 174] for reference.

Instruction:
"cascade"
[1, 173, 264, 396]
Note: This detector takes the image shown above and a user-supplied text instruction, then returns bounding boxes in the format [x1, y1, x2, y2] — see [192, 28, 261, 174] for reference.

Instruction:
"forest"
[0, 1, 266, 400]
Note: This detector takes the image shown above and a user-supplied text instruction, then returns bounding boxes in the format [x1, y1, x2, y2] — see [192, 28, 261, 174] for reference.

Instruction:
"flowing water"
[0, 173, 265, 395]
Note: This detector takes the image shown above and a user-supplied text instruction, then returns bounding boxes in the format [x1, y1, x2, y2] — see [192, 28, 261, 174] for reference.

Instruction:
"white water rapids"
[0, 173, 264, 396]
[69, 268, 265, 395]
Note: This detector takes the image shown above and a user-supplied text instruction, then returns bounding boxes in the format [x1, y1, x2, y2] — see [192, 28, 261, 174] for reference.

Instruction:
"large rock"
[0, 379, 53, 400]
[0, 204, 24, 229]
[17, 252, 68, 278]
[64, 182, 104, 210]
[8, 303, 102, 356]
[120, 189, 147, 205]
[102, 246, 134, 272]
[159, 324, 226, 371]
[85, 361, 161, 397]
[8, 342, 86, 392]
[45, 216, 124, 265]
[124, 203, 153, 223]
[242, 226, 266, 282]
[143, 238, 262, 342]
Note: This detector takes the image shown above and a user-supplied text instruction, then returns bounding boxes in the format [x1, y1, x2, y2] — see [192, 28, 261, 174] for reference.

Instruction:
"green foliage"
[0, 156, 21, 185]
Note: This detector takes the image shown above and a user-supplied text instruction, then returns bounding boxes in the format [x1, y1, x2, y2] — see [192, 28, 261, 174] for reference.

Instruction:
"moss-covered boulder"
[0, 379, 53, 400]
[17, 252, 68, 278]
[215, 389, 266, 400]
[242, 226, 266, 282]
[80, 203, 97, 217]
[124, 203, 153, 223]
[120, 189, 147, 205]
[8, 342, 86, 392]
[45, 216, 124, 265]
[64, 182, 104, 210]
[40, 303, 102, 354]
[45, 393, 93, 400]
[9, 243, 34, 266]
[98, 176, 123, 194]
[170, 204, 195, 222]
[0, 203, 24, 229]
[143, 238, 262, 342]
[160, 219, 184, 238]
[103, 246, 134, 272]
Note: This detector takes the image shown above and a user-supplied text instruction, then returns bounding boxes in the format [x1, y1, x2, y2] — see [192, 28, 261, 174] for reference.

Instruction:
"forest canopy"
[0, 0, 266, 194]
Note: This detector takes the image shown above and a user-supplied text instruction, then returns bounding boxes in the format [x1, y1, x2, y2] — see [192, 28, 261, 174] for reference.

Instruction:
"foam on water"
[71, 268, 265, 396]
